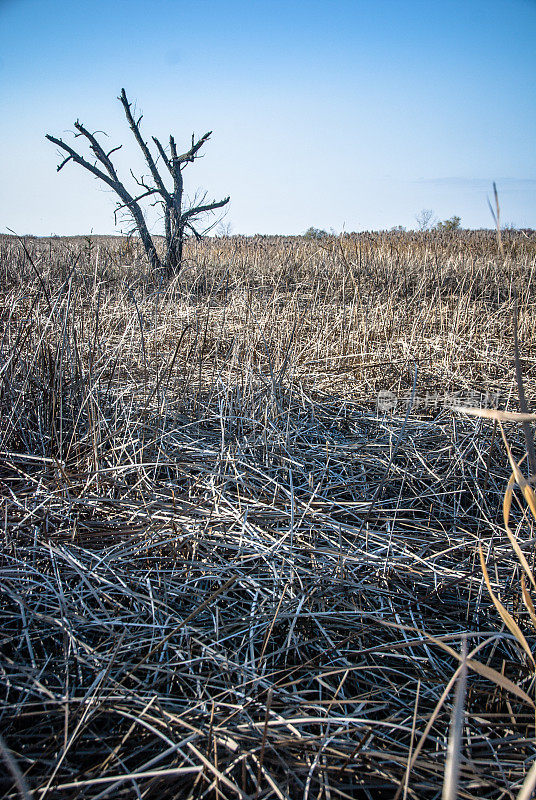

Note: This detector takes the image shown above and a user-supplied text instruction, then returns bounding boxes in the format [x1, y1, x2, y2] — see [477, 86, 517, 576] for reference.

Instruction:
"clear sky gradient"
[1, 0, 535, 235]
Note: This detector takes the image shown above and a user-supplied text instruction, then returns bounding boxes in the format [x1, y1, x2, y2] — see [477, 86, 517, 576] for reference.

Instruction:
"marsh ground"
[1, 230, 536, 799]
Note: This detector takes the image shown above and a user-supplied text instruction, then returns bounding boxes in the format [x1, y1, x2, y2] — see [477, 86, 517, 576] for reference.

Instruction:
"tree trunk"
[124, 195, 162, 272]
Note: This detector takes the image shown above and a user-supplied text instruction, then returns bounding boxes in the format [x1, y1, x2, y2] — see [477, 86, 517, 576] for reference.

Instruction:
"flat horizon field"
[1, 229, 536, 799]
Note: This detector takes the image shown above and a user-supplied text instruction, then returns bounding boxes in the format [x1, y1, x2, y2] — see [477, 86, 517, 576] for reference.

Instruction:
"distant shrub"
[304, 227, 329, 240]
[436, 215, 462, 232]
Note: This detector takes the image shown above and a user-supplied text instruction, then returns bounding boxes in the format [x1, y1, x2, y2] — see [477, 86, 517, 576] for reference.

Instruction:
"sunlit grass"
[1, 229, 536, 798]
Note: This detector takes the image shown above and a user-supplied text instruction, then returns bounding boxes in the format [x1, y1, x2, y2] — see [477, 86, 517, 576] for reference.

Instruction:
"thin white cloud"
[414, 177, 536, 190]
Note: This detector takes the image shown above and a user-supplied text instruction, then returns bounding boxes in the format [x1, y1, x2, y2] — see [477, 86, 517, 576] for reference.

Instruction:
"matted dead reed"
[1, 231, 536, 799]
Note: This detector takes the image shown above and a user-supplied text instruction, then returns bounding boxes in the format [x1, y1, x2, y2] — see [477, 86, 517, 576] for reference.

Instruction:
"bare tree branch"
[182, 196, 230, 222]
[168, 136, 184, 219]
[119, 88, 170, 202]
[184, 221, 203, 239]
[106, 144, 122, 159]
[115, 188, 159, 213]
[152, 137, 172, 172]
[46, 134, 118, 189]
[57, 155, 73, 172]
[176, 131, 212, 164]
[73, 121, 121, 182]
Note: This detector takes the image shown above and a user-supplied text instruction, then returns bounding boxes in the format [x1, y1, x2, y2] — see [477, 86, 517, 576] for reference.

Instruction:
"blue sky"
[1, 0, 535, 234]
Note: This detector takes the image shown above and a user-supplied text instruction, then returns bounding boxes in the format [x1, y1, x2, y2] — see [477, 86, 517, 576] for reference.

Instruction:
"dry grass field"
[2, 229, 536, 799]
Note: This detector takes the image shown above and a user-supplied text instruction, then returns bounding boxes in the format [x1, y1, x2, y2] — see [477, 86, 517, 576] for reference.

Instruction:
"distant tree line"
[304, 213, 464, 239]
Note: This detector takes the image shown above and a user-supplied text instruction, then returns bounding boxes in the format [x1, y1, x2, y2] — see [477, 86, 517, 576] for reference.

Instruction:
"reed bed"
[1, 230, 536, 799]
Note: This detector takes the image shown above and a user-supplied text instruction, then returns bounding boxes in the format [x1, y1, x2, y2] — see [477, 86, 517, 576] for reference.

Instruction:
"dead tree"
[46, 89, 230, 275]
